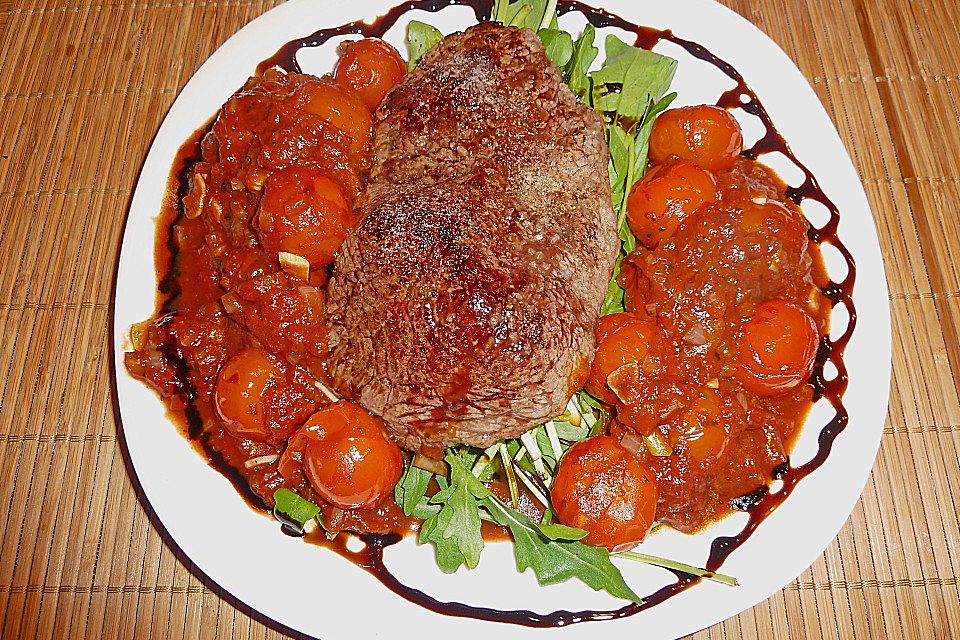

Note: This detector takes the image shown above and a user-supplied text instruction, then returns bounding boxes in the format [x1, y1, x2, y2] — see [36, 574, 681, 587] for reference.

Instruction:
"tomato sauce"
[124, 67, 412, 534]
[611, 157, 831, 533]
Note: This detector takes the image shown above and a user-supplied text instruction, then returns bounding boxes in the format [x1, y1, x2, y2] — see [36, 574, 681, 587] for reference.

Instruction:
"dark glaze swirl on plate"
[149, 0, 855, 627]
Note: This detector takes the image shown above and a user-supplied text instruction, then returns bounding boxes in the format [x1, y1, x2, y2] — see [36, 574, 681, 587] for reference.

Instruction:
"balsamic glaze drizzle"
[170, 0, 857, 626]
[256, 0, 495, 75]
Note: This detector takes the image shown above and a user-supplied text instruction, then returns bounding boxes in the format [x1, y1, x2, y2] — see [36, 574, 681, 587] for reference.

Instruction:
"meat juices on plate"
[326, 23, 619, 453]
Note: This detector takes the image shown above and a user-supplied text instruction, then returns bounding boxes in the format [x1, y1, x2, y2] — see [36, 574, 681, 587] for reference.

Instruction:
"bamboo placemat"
[1, 0, 958, 637]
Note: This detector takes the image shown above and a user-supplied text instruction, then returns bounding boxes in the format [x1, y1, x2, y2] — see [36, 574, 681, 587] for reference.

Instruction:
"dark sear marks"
[326, 23, 618, 454]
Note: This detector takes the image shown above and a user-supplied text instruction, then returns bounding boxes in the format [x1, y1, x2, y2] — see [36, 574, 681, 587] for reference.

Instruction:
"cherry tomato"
[296, 401, 403, 509]
[257, 166, 352, 268]
[296, 77, 372, 156]
[214, 348, 275, 439]
[334, 38, 406, 111]
[674, 389, 728, 462]
[734, 300, 818, 396]
[739, 197, 803, 238]
[214, 348, 315, 442]
[551, 435, 659, 550]
[626, 159, 718, 248]
[585, 313, 663, 404]
[649, 105, 743, 172]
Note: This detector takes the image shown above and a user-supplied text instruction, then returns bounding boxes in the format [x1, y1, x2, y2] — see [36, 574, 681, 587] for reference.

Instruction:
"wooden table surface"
[1, 0, 959, 638]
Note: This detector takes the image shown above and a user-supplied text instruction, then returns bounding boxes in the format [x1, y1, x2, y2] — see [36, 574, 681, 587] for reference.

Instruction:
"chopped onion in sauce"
[220, 292, 241, 314]
[279, 251, 310, 281]
[644, 432, 674, 457]
[259, 207, 274, 232]
[244, 454, 279, 468]
[128, 319, 152, 350]
[620, 430, 645, 456]
[413, 451, 448, 476]
[683, 322, 708, 346]
[313, 380, 340, 403]
[607, 362, 641, 404]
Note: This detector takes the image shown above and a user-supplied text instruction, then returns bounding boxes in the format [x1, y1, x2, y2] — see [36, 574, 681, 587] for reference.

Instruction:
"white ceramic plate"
[112, 1, 891, 638]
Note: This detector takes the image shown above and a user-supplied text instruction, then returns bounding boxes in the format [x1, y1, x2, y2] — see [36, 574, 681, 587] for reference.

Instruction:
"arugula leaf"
[273, 488, 320, 530]
[534, 522, 589, 541]
[430, 482, 456, 505]
[481, 496, 644, 603]
[540, 505, 555, 525]
[593, 37, 677, 316]
[418, 451, 489, 572]
[503, 437, 531, 478]
[600, 270, 626, 315]
[552, 420, 588, 442]
[631, 91, 676, 181]
[617, 550, 739, 586]
[533, 425, 559, 468]
[564, 24, 598, 103]
[600, 94, 676, 318]
[607, 126, 637, 251]
[574, 390, 606, 437]
[406, 20, 443, 70]
[538, 28, 574, 69]
[592, 35, 677, 121]
[394, 461, 433, 517]
[495, 0, 553, 30]
[412, 500, 441, 520]
[576, 389, 602, 412]
[419, 511, 469, 572]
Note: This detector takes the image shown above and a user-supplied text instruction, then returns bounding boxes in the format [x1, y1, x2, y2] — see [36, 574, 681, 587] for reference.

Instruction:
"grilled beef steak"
[326, 23, 618, 452]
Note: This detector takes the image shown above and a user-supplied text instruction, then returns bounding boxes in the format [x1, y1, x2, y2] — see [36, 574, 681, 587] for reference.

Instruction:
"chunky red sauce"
[125, 68, 412, 535]
[613, 157, 830, 532]
[123, 0, 855, 627]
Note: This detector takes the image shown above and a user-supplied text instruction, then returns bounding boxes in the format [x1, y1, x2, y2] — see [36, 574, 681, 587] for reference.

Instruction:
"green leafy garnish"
[592, 36, 677, 315]
[418, 450, 489, 572]
[592, 35, 677, 121]
[394, 462, 433, 517]
[406, 20, 443, 70]
[599, 91, 676, 315]
[273, 488, 320, 531]
[405, 450, 644, 602]
[482, 496, 643, 603]
[534, 522, 589, 541]
[539, 28, 574, 68]
[617, 551, 739, 587]
[563, 24, 598, 103]
[573, 389, 606, 437]
[494, 0, 556, 30]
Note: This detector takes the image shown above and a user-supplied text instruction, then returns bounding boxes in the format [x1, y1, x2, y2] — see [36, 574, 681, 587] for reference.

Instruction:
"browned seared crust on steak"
[326, 22, 618, 452]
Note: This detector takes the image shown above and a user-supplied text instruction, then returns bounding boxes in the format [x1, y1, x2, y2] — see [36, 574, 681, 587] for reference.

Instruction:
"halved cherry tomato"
[295, 77, 372, 156]
[585, 313, 663, 404]
[551, 435, 659, 550]
[649, 105, 743, 172]
[214, 348, 274, 439]
[214, 348, 315, 442]
[734, 300, 818, 396]
[287, 401, 403, 509]
[627, 159, 718, 248]
[257, 166, 351, 268]
[334, 38, 406, 111]
[674, 389, 728, 462]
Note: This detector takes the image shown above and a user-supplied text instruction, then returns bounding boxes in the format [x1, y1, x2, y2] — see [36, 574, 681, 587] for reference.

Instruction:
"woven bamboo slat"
[1, 0, 958, 637]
